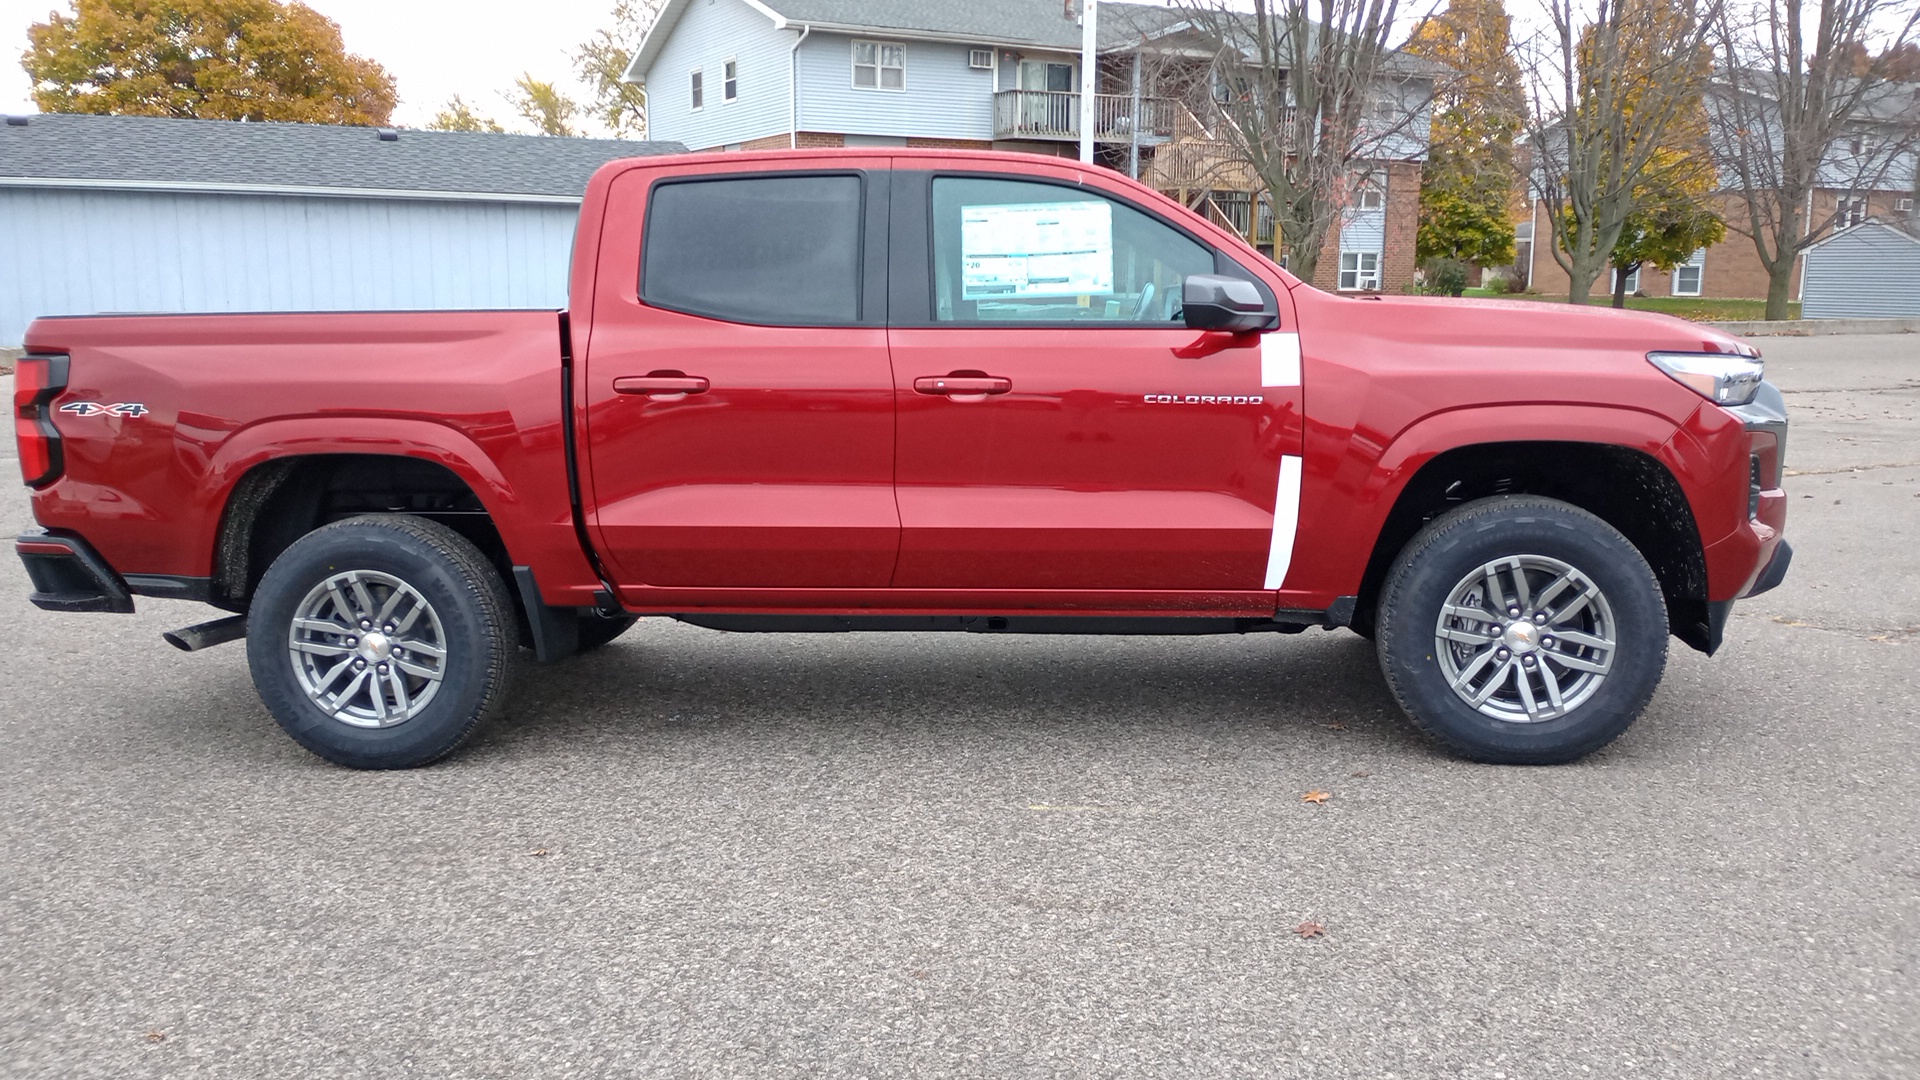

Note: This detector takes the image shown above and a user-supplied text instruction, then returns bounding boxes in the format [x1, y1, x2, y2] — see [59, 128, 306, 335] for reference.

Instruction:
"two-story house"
[626, 0, 1434, 293]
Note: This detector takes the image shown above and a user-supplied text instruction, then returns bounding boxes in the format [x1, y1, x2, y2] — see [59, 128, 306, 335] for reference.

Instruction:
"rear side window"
[642, 175, 864, 325]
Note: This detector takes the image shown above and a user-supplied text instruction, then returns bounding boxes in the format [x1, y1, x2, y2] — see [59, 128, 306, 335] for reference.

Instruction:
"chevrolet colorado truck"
[13, 149, 1791, 769]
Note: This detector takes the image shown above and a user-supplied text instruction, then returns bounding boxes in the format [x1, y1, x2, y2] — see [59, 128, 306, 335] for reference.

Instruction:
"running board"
[671, 613, 1333, 635]
[163, 614, 248, 652]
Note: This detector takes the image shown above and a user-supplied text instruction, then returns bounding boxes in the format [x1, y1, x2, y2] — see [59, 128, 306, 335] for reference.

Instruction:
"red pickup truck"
[13, 149, 1790, 769]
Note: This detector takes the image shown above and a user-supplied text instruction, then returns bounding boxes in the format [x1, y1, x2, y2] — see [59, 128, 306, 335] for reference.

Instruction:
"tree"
[1403, 0, 1526, 267]
[509, 75, 580, 137]
[1153, 0, 1431, 283]
[1707, 0, 1920, 320]
[428, 95, 505, 133]
[576, 0, 661, 138]
[1525, 0, 1722, 304]
[1602, 147, 1727, 305]
[22, 0, 395, 124]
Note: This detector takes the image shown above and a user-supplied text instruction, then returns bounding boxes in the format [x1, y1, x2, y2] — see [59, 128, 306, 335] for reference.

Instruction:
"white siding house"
[0, 113, 685, 347]
[1800, 220, 1920, 319]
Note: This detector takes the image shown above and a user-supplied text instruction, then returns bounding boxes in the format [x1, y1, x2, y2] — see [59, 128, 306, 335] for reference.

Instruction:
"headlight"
[1646, 351, 1765, 406]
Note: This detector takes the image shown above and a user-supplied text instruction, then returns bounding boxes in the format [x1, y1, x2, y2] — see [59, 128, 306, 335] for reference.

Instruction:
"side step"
[163, 615, 248, 652]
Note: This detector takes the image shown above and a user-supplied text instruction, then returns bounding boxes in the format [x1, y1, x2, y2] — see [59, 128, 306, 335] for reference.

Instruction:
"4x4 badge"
[59, 402, 148, 418]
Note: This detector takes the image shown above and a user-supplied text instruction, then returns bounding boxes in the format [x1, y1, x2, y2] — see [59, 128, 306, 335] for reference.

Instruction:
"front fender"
[1280, 402, 1693, 604]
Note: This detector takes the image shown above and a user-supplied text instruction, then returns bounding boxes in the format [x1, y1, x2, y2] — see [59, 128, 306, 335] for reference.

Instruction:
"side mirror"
[1182, 274, 1278, 333]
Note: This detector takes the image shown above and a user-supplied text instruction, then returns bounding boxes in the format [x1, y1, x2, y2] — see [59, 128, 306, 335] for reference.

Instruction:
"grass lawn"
[1457, 289, 1799, 323]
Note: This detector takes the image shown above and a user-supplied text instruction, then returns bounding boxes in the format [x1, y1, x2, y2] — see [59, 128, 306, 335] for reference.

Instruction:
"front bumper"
[15, 531, 134, 613]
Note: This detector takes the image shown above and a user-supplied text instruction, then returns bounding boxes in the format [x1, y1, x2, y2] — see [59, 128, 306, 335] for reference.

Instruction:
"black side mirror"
[1182, 274, 1278, 333]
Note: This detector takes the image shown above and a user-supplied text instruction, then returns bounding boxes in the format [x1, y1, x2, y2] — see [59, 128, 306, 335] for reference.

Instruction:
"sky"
[0, 0, 626, 132]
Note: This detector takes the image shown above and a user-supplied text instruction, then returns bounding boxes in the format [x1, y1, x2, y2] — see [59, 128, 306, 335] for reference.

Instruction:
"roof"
[629, 0, 1442, 83]
[0, 112, 688, 203]
[1803, 217, 1920, 251]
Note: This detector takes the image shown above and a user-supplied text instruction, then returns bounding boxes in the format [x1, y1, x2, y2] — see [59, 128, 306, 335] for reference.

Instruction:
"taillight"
[14, 353, 69, 488]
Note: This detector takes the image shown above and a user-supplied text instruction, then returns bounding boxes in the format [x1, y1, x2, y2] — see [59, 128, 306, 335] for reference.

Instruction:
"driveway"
[1, 335, 1916, 1079]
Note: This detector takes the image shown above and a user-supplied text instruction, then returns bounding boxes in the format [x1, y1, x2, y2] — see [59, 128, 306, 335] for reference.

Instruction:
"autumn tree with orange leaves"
[22, 0, 396, 125]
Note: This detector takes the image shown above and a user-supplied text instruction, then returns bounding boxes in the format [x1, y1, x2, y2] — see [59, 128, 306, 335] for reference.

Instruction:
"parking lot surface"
[1, 335, 1916, 1079]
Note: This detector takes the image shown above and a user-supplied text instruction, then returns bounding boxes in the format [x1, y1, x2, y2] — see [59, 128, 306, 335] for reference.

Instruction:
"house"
[626, 0, 1434, 293]
[1801, 218, 1920, 318]
[0, 112, 686, 347]
[1520, 76, 1919, 302]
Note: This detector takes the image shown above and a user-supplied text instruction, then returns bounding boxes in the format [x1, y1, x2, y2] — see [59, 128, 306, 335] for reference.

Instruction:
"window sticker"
[960, 200, 1113, 299]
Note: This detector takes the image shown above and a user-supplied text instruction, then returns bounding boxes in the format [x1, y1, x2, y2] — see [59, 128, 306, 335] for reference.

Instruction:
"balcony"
[992, 89, 1176, 144]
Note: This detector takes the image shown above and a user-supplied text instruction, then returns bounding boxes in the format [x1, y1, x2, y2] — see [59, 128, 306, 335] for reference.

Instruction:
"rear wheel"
[246, 515, 515, 769]
[1375, 496, 1668, 764]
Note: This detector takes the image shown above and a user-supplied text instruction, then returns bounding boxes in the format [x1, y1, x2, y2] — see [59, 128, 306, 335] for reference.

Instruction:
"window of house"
[929, 176, 1216, 324]
[1512, 220, 1534, 284]
[1612, 264, 1640, 294]
[1671, 249, 1705, 297]
[642, 175, 865, 326]
[723, 59, 738, 102]
[1838, 196, 1866, 229]
[853, 40, 905, 90]
[690, 69, 703, 110]
[1898, 197, 1915, 212]
[1354, 172, 1385, 211]
[1339, 251, 1381, 291]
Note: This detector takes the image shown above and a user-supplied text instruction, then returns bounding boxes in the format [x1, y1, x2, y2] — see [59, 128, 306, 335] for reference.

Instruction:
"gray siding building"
[0, 113, 685, 346]
[1800, 219, 1920, 319]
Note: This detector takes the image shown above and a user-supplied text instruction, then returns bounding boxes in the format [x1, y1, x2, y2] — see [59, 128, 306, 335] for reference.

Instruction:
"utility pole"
[1077, 0, 1097, 164]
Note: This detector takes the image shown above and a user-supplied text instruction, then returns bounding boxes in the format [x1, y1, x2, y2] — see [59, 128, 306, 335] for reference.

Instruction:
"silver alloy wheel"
[1434, 554, 1617, 724]
[288, 569, 447, 728]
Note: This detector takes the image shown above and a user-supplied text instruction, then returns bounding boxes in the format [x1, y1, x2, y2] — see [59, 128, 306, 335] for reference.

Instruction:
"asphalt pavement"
[1, 334, 1916, 1079]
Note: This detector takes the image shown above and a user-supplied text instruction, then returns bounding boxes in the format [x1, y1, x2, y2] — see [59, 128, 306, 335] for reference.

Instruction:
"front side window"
[690, 69, 703, 110]
[930, 176, 1216, 324]
[1354, 173, 1385, 211]
[642, 175, 864, 326]
[1339, 251, 1380, 291]
[853, 40, 905, 90]
[723, 59, 738, 102]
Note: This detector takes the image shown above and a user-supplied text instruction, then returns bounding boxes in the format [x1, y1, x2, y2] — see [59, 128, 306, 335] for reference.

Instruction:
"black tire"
[246, 515, 515, 769]
[1375, 496, 1668, 765]
[574, 612, 639, 653]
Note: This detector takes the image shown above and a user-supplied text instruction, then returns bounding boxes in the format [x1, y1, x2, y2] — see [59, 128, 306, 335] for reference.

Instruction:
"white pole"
[1078, 0, 1097, 164]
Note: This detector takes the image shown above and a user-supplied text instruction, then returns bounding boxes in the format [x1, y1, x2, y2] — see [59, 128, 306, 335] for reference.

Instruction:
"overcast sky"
[0, 0, 624, 132]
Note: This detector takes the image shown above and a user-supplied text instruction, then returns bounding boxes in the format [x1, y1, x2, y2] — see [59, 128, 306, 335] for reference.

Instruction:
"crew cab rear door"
[886, 165, 1303, 592]
[580, 159, 896, 590]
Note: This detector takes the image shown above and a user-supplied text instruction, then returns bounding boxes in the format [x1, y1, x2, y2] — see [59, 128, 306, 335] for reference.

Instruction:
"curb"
[1709, 317, 1920, 337]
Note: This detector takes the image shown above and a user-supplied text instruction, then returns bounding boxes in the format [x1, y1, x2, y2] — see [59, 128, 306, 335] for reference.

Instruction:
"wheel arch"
[1354, 439, 1712, 653]
[208, 450, 516, 610]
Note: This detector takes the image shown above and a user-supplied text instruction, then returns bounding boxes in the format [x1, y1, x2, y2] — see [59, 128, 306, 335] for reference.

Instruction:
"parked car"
[13, 149, 1790, 768]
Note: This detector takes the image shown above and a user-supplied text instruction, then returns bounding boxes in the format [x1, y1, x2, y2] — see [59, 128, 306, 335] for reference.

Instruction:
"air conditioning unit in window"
[1899, 197, 1915, 212]
[969, 49, 993, 70]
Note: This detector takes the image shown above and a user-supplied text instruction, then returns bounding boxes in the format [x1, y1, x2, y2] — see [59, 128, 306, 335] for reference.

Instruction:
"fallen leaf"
[144, 1030, 168, 1043]
[911, 969, 930, 979]
[1323, 722, 1348, 731]
[1294, 921, 1326, 938]
[1350, 770, 1372, 778]
[528, 848, 550, 858]
[1301, 790, 1331, 804]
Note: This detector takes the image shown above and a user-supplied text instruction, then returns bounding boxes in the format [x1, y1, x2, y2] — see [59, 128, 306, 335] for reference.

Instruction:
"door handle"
[614, 372, 710, 398]
[913, 374, 1012, 398]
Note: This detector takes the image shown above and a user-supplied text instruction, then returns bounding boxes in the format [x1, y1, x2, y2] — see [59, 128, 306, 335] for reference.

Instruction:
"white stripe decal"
[1261, 332, 1303, 589]
[1265, 455, 1304, 589]
[1261, 331, 1301, 388]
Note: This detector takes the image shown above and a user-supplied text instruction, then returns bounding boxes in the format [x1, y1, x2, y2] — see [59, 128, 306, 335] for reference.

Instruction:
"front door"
[582, 163, 898, 591]
[886, 169, 1303, 594]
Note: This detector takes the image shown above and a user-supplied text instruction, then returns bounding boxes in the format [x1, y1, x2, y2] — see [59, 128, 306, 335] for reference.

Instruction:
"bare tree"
[1147, 0, 1434, 283]
[1524, 0, 1724, 305]
[1708, 0, 1920, 320]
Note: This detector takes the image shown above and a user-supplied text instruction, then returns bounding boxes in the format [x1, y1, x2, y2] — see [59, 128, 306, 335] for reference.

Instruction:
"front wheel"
[1375, 496, 1668, 765]
[246, 515, 516, 769]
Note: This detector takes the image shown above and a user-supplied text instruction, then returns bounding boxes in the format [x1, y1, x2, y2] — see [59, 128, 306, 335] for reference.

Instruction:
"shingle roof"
[766, 0, 1091, 49]
[0, 112, 688, 200]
